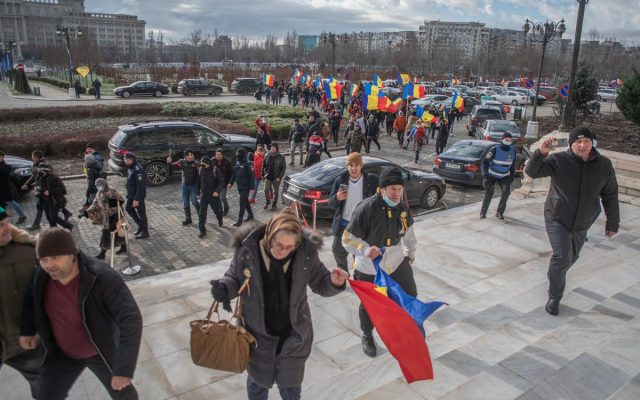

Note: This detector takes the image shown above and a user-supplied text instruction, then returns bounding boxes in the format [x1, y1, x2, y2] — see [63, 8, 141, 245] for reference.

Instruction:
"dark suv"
[177, 79, 224, 96]
[113, 81, 170, 98]
[107, 121, 257, 186]
[466, 105, 505, 136]
[231, 78, 262, 95]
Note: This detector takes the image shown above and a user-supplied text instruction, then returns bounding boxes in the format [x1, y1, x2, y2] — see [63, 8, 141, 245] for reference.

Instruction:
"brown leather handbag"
[190, 296, 257, 373]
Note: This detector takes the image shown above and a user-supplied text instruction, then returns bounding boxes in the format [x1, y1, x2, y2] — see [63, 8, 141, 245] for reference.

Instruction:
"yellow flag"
[76, 65, 90, 77]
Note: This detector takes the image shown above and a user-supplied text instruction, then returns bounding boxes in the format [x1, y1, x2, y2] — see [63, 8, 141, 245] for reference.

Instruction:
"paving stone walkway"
[2, 194, 639, 399]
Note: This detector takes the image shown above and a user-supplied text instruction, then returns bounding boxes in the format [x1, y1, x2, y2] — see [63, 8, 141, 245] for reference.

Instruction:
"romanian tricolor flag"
[387, 98, 403, 113]
[402, 83, 425, 99]
[306, 75, 313, 88]
[314, 76, 321, 88]
[416, 106, 439, 124]
[397, 73, 410, 86]
[451, 92, 464, 112]
[362, 95, 379, 111]
[350, 84, 359, 97]
[378, 95, 391, 111]
[263, 74, 275, 87]
[373, 74, 384, 87]
[364, 83, 380, 97]
[348, 254, 446, 383]
[293, 68, 301, 81]
[324, 81, 343, 100]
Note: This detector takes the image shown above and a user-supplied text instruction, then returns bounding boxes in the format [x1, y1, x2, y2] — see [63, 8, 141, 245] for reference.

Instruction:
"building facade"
[0, 0, 145, 60]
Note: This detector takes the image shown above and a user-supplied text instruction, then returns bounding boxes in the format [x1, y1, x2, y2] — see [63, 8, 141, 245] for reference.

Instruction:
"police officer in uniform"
[480, 132, 516, 220]
[342, 168, 417, 357]
[124, 153, 149, 239]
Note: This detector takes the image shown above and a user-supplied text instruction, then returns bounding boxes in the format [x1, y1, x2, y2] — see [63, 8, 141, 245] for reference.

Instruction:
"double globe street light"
[523, 18, 566, 123]
[320, 32, 348, 77]
[56, 25, 82, 89]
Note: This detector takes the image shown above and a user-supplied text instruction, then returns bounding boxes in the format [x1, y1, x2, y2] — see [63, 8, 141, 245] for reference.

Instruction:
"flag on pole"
[397, 73, 410, 86]
[402, 83, 425, 99]
[364, 83, 380, 97]
[351, 84, 359, 97]
[293, 68, 301, 81]
[314, 76, 321, 88]
[76, 65, 90, 77]
[416, 106, 439, 124]
[263, 74, 275, 87]
[387, 98, 403, 113]
[451, 92, 464, 112]
[373, 74, 384, 87]
[324, 81, 343, 100]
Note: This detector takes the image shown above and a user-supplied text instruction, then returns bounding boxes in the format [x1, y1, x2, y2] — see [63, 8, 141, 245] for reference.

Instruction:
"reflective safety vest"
[488, 145, 516, 179]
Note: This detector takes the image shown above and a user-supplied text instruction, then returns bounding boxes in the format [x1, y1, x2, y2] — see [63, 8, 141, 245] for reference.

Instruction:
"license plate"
[444, 162, 462, 170]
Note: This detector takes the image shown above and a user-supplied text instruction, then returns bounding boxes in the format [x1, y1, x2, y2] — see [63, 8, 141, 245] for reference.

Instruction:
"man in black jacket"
[262, 143, 286, 210]
[19, 227, 142, 400]
[288, 119, 306, 166]
[214, 148, 233, 217]
[365, 114, 381, 153]
[197, 157, 224, 238]
[525, 127, 620, 316]
[229, 148, 255, 227]
[167, 149, 200, 225]
[39, 165, 73, 231]
[327, 153, 378, 271]
[124, 153, 148, 239]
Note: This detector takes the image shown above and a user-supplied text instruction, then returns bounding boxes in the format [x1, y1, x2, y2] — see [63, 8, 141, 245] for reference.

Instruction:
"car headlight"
[13, 167, 31, 176]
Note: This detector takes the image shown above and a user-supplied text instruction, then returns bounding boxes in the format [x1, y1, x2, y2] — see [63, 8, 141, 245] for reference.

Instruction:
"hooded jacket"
[197, 163, 224, 198]
[525, 148, 619, 233]
[220, 224, 344, 388]
[0, 227, 37, 361]
[229, 151, 255, 192]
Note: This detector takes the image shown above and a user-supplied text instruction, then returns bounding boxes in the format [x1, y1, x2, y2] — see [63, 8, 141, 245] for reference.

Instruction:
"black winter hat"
[569, 126, 596, 146]
[236, 148, 246, 160]
[501, 132, 513, 139]
[379, 168, 404, 187]
[36, 227, 79, 258]
[200, 156, 211, 165]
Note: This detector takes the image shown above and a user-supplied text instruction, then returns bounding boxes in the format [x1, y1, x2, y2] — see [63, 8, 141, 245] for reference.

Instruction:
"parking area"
[4, 117, 514, 279]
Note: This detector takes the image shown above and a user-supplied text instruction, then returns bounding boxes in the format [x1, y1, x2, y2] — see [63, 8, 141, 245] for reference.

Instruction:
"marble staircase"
[2, 195, 639, 400]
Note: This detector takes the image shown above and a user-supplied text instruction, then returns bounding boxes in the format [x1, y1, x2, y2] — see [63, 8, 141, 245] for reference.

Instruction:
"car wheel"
[145, 161, 169, 186]
[189, 88, 196, 96]
[421, 186, 440, 209]
[122, 91, 131, 98]
[154, 90, 162, 97]
[213, 88, 221, 96]
[597, 95, 602, 101]
[511, 100, 518, 106]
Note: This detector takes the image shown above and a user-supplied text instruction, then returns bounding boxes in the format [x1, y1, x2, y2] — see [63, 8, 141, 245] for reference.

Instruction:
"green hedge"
[28, 76, 87, 93]
[159, 102, 308, 138]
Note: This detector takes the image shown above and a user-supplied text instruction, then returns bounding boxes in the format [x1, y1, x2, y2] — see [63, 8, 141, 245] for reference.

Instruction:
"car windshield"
[489, 123, 519, 135]
[443, 143, 487, 159]
[477, 110, 503, 118]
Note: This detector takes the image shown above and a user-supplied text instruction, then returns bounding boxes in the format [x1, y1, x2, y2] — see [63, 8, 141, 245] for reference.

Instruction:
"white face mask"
[502, 140, 513, 146]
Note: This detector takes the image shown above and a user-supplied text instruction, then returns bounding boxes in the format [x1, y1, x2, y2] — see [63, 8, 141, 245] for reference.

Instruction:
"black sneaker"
[17, 216, 27, 224]
[244, 216, 254, 222]
[362, 335, 377, 358]
[134, 228, 143, 236]
[182, 219, 192, 226]
[26, 224, 41, 231]
[232, 221, 242, 227]
[545, 298, 560, 316]
[198, 231, 206, 238]
[115, 245, 127, 255]
[62, 209, 72, 221]
[218, 220, 223, 227]
[480, 214, 486, 220]
[496, 212, 504, 220]
[135, 231, 149, 239]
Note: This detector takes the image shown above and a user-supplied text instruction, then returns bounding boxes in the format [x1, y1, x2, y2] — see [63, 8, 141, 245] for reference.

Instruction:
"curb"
[10, 93, 238, 102]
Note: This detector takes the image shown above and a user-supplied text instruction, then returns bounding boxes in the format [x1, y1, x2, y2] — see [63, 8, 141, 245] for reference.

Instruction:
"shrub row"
[0, 104, 163, 122]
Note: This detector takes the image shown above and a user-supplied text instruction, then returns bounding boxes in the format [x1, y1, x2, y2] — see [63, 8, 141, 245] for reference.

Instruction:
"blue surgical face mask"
[592, 139, 597, 148]
[382, 195, 400, 207]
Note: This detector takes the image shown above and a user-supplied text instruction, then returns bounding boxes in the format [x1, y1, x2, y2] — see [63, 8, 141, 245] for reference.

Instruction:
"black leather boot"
[545, 298, 560, 316]
[362, 334, 377, 358]
[182, 207, 192, 225]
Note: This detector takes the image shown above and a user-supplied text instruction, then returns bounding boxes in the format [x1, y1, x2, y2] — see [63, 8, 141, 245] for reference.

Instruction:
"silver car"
[596, 89, 618, 102]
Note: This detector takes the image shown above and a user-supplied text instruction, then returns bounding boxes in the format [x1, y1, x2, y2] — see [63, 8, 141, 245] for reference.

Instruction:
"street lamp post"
[321, 33, 347, 77]
[559, 0, 589, 131]
[55, 25, 82, 87]
[523, 18, 566, 121]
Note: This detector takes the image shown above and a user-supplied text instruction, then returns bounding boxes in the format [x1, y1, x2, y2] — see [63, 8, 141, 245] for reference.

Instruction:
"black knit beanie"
[36, 227, 79, 258]
[569, 127, 596, 147]
[379, 168, 404, 187]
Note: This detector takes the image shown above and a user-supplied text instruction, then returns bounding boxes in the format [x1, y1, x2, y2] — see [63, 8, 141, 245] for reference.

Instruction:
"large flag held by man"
[349, 253, 446, 383]
[324, 80, 343, 100]
[451, 91, 464, 112]
[402, 83, 425, 100]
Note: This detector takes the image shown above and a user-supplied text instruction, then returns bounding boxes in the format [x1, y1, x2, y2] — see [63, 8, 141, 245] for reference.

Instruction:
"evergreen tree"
[572, 61, 598, 116]
[617, 68, 640, 125]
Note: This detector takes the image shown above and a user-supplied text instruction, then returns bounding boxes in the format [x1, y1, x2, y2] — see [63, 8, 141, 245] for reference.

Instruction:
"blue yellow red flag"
[263, 74, 275, 87]
[364, 83, 380, 97]
[397, 73, 410, 86]
[373, 74, 384, 87]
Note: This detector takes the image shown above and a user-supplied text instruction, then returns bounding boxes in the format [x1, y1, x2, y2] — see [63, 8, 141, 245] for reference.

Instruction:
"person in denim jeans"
[167, 149, 200, 225]
[250, 146, 265, 203]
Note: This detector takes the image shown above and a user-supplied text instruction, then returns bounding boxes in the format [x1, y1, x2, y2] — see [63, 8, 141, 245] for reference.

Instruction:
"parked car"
[3, 154, 33, 198]
[380, 87, 402, 100]
[411, 95, 449, 108]
[433, 140, 497, 186]
[177, 79, 223, 96]
[494, 90, 528, 106]
[596, 89, 618, 102]
[107, 120, 256, 186]
[282, 156, 446, 219]
[466, 105, 505, 135]
[511, 88, 546, 106]
[113, 81, 169, 98]
[476, 120, 521, 141]
[536, 86, 558, 100]
[231, 78, 262, 95]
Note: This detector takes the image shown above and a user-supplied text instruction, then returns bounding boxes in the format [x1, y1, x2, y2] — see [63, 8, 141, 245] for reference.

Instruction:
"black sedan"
[4, 154, 33, 197]
[113, 81, 170, 98]
[282, 156, 446, 220]
[433, 140, 496, 186]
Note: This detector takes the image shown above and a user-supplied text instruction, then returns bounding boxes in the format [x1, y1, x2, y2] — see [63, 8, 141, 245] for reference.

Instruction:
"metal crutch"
[117, 202, 141, 276]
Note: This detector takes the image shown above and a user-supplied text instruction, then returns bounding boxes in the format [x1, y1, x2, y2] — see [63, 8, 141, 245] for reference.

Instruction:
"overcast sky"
[85, 0, 640, 44]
